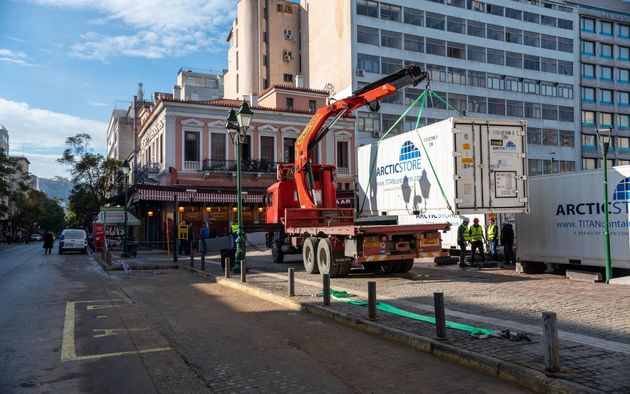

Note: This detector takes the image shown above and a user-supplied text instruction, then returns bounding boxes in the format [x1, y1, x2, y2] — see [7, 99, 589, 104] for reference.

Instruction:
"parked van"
[59, 229, 88, 254]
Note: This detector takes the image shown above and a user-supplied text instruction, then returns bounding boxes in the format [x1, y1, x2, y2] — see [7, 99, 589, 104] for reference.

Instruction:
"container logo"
[491, 139, 517, 152]
[376, 141, 422, 176]
[613, 176, 630, 201]
[555, 176, 630, 216]
[400, 141, 420, 161]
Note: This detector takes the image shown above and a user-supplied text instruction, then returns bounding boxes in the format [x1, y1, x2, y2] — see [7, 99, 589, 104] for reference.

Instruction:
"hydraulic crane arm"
[293, 65, 429, 209]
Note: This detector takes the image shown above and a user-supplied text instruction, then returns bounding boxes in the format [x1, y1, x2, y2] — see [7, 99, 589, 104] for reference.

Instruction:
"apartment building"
[0, 125, 8, 154]
[174, 68, 224, 101]
[224, 0, 301, 100]
[568, 0, 630, 169]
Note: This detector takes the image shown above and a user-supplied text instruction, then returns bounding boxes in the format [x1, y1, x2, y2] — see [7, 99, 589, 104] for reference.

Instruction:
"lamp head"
[225, 109, 238, 137]
[236, 100, 254, 130]
[596, 128, 613, 154]
[121, 159, 130, 175]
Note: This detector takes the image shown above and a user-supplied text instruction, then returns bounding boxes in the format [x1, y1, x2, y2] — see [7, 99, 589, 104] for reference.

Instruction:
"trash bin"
[220, 248, 236, 270]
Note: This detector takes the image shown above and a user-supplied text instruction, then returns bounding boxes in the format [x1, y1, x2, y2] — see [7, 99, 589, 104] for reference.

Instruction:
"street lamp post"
[120, 160, 131, 258]
[226, 101, 254, 273]
[596, 128, 613, 283]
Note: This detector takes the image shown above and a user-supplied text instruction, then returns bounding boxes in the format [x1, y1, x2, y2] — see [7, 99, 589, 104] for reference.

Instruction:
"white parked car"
[30, 234, 43, 241]
[59, 229, 88, 254]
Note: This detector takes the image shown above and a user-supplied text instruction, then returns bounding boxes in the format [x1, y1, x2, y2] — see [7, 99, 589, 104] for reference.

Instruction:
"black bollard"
[368, 281, 377, 320]
[240, 260, 247, 283]
[225, 257, 230, 278]
[323, 274, 330, 306]
[434, 291, 447, 340]
[288, 268, 295, 297]
[543, 311, 560, 372]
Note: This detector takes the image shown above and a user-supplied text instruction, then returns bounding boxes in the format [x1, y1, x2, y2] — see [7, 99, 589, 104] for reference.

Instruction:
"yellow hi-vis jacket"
[487, 224, 497, 241]
[468, 224, 484, 242]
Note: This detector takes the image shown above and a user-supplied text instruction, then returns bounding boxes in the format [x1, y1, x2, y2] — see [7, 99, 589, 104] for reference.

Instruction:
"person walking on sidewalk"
[457, 217, 470, 268]
[199, 222, 209, 255]
[486, 218, 498, 261]
[468, 218, 486, 268]
[43, 232, 54, 255]
[501, 223, 516, 267]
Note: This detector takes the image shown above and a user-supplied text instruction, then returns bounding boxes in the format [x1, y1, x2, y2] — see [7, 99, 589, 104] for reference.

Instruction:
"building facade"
[174, 68, 224, 101]
[0, 125, 8, 154]
[106, 109, 134, 160]
[569, 0, 630, 169]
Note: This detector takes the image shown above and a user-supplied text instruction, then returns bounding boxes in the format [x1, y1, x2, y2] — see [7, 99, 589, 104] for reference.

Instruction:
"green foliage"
[9, 190, 65, 235]
[0, 149, 30, 218]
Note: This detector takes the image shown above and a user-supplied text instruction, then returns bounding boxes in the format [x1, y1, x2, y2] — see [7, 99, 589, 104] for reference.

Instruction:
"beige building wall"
[300, 0, 353, 95]
[224, 0, 301, 100]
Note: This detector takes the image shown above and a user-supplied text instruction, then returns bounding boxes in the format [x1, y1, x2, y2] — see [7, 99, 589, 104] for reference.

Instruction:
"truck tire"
[302, 237, 319, 274]
[391, 261, 403, 273]
[337, 262, 351, 277]
[380, 261, 395, 274]
[399, 259, 414, 273]
[272, 242, 284, 264]
[317, 238, 340, 277]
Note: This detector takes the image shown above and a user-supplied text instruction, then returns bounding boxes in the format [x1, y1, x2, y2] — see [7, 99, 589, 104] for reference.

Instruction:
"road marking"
[61, 301, 171, 362]
[86, 304, 128, 310]
[96, 315, 108, 319]
[255, 270, 630, 355]
[93, 328, 148, 338]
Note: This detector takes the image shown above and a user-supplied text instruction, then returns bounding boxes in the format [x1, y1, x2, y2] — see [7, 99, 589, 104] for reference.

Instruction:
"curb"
[184, 267, 599, 394]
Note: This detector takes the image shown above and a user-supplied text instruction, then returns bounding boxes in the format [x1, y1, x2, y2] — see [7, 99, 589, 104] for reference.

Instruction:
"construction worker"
[468, 217, 485, 268]
[457, 217, 470, 268]
[486, 217, 498, 261]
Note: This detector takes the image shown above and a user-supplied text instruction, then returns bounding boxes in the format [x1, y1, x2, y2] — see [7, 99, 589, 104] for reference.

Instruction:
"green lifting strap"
[321, 289, 495, 337]
[427, 89, 465, 117]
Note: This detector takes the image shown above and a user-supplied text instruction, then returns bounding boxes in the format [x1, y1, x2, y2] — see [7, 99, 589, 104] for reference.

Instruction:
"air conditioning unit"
[372, 130, 381, 138]
[356, 69, 366, 77]
[283, 29, 293, 40]
[283, 51, 293, 61]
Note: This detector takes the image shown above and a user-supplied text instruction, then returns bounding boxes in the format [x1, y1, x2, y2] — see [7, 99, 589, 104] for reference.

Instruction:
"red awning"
[131, 188, 263, 204]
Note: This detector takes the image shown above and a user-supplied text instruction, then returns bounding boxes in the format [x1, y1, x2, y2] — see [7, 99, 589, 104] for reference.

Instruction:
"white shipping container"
[517, 166, 630, 269]
[357, 117, 529, 224]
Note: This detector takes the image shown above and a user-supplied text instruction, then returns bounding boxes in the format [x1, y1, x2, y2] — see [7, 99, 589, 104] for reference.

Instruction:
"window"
[487, 73, 503, 90]
[524, 55, 539, 71]
[358, 112, 381, 134]
[486, 3, 503, 15]
[357, 0, 378, 17]
[581, 63, 595, 78]
[381, 57, 402, 74]
[488, 97, 506, 115]
[582, 110, 595, 125]
[447, 16, 465, 34]
[620, 24, 630, 38]
[211, 133, 226, 162]
[382, 114, 404, 135]
[559, 106, 574, 122]
[487, 24, 504, 41]
[541, 35, 556, 50]
[468, 45, 485, 62]
[260, 136, 275, 162]
[382, 91, 402, 104]
[600, 21, 613, 36]
[581, 17, 595, 32]
[558, 38, 573, 53]
[357, 53, 379, 73]
[541, 15, 556, 27]
[523, 11, 539, 24]
[468, 70, 486, 87]
[528, 159, 542, 176]
[380, 3, 401, 21]
[524, 31, 540, 47]
[283, 138, 296, 162]
[335, 141, 350, 171]
[403, 8, 423, 26]
[620, 114, 630, 129]
[309, 100, 317, 113]
[357, 26, 379, 46]
[405, 88, 423, 105]
[467, 20, 485, 38]
[505, 28, 522, 44]
[447, 0, 465, 8]
[282, 50, 293, 60]
[404, 34, 423, 52]
[619, 46, 630, 60]
[600, 43, 613, 58]
[507, 100, 523, 117]
[527, 128, 542, 144]
[381, 30, 402, 49]
[447, 67, 466, 84]
[447, 42, 466, 59]
[285, 97, 294, 110]
[582, 87, 595, 102]
[523, 79, 539, 94]
[619, 91, 630, 106]
[427, 90, 446, 109]
[468, 0, 484, 12]
[487, 48, 504, 65]
[618, 137, 630, 151]
[558, 84, 573, 99]
[559, 130, 574, 147]
[558, 19, 573, 30]
[505, 77, 522, 92]
[447, 93, 467, 114]
[582, 158, 597, 170]
[601, 112, 613, 127]
[543, 160, 559, 174]
[505, 8, 522, 20]
[543, 129, 558, 145]
[581, 40, 595, 55]
[283, 73, 293, 82]
[619, 69, 630, 83]
[426, 12, 445, 30]
[600, 66, 613, 80]
[426, 38, 445, 56]
[542, 104, 557, 120]
[426, 64, 446, 82]
[541, 81, 556, 96]
[600, 89, 613, 104]
[184, 131, 200, 163]
[525, 102, 541, 119]
[468, 96, 486, 113]
[541, 58, 556, 74]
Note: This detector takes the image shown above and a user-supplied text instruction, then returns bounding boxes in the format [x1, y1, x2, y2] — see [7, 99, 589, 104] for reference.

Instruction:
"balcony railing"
[184, 161, 201, 171]
[136, 163, 163, 184]
[337, 167, 350, 176]
[202, 159, 279, 173]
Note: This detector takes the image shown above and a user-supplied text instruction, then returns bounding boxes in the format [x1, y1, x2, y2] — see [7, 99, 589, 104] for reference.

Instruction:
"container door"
[453, 122, 478, 210]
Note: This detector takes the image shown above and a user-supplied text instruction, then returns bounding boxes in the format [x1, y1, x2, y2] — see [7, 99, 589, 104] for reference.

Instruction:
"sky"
[0, 0, 237, 179]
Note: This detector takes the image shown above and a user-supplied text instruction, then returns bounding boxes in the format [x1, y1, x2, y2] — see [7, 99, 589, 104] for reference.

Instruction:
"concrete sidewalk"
[118, 251, 629, 393]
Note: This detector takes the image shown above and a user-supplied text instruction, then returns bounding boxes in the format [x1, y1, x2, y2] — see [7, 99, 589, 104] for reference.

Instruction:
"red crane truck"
[263, 65, 450, 277]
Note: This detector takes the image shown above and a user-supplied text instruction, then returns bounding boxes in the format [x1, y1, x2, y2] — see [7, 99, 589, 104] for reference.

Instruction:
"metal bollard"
[201, 253, 205, 271]
[434, 291, 447, 340]
[240, 260, 247, 283]
[368, 281, 377, 320]
[190, 243, 194, 267]
[288, 268, 295, 297]
[224, 257, 231, 278]
[323, 274, 330, 306]
[543, 311, 560, 372]
[106, 251, 112, 265]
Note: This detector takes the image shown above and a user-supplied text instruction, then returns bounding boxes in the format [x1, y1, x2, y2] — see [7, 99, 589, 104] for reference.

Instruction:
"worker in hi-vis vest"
[486, 217, 498, 261]
[468, 218, 486, 267]
[457, 217, 470, 268]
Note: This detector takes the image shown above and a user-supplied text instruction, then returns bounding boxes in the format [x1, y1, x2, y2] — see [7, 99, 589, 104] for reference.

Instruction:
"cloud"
[0, 49, 36, 67]
[87, 100, 108, 106]
[27, 0, 237, 61]
[0, 97, 108, 151]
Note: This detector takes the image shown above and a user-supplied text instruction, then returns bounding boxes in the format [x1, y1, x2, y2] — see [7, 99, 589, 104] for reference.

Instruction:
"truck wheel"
[399, 259, 414, 273]
[338, 263, 351, 277]
[317, 238, 340, 277]
[380, 261, 395, 274]
[302, 237, 319, 274]
[272, 242, 284, 264]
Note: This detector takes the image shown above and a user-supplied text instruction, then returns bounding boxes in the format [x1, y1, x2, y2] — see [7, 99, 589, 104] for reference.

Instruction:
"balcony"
[136, 163, 163, 184]
[184, 161, 201, 171]
[337, 167, 350, 176]
[202, 159, 279, 173]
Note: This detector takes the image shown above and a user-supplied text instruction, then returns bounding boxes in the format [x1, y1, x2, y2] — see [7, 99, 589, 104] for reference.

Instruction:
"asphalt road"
[0, 243, 528, 393]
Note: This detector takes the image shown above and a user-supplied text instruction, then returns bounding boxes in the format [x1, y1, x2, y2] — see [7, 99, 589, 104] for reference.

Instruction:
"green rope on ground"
[320, 289, 495, 337]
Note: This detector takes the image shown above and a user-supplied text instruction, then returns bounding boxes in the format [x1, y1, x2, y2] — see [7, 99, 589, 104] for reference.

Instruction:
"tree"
[9, 190, 65, 236]
[58, 133, 121, 229]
